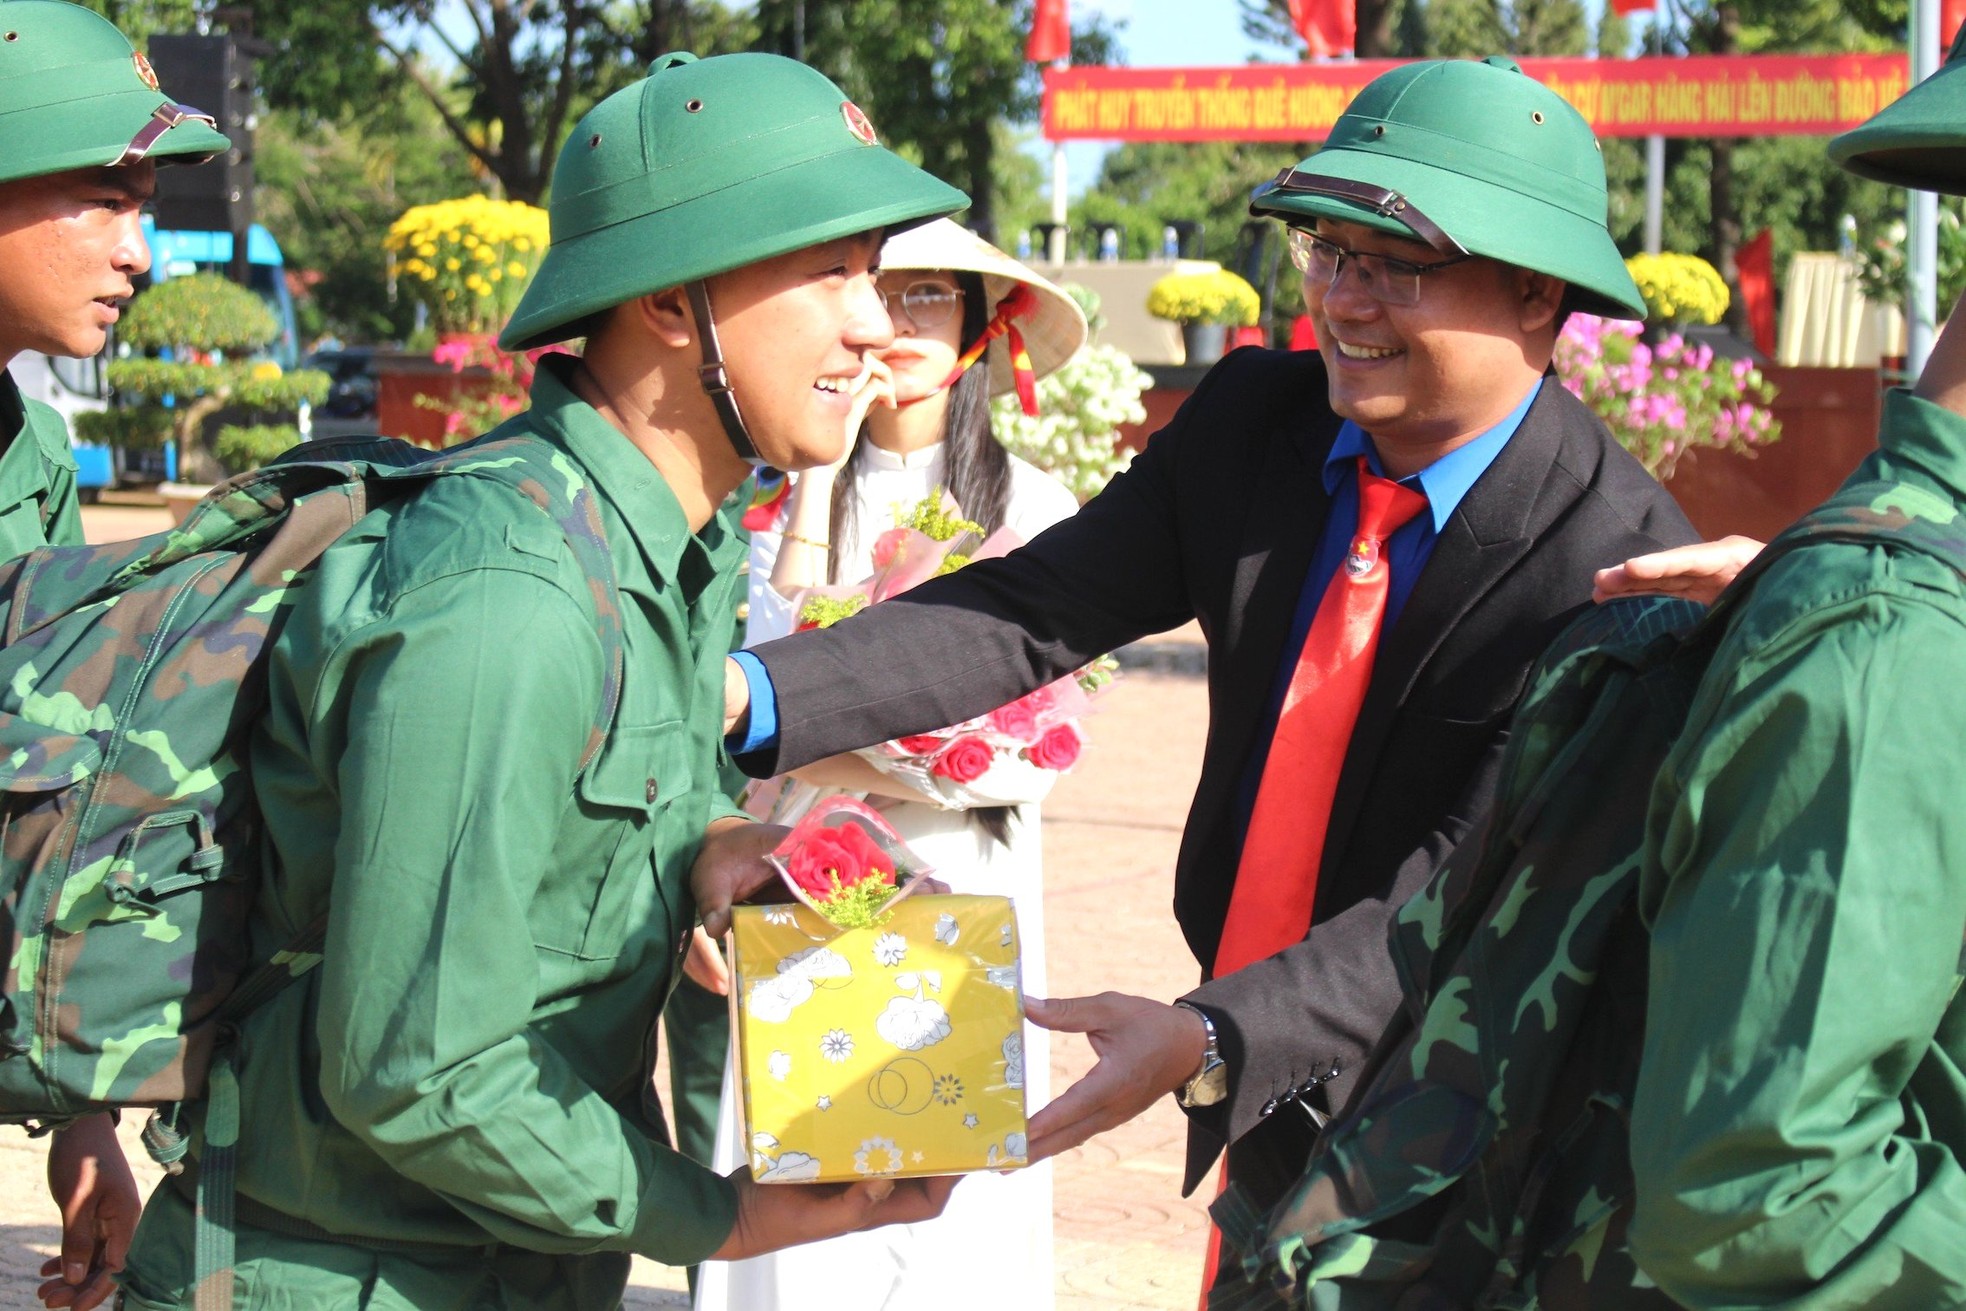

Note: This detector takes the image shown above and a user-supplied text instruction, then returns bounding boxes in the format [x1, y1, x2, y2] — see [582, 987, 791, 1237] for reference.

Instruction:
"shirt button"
[645, 778, 659, 803]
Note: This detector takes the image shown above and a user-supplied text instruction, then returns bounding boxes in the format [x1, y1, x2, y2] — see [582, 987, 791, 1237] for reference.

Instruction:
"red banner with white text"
[1042, 54, 1909, 142]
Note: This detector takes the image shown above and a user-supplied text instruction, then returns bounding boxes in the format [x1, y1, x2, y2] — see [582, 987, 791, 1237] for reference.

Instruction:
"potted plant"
[1146, 268, 1260, 366]
[380, 195, 550, 445]
[1623, 252, 1730, 337]
[74, 273, 327, 520]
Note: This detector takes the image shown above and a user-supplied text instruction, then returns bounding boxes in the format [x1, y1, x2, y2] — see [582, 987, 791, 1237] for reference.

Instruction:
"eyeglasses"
[1287, 228, 1475, 307]
[879, 281, 964, 328]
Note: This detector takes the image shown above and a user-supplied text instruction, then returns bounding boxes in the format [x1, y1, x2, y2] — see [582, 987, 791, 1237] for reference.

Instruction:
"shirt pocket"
[531, 720, 695, 962]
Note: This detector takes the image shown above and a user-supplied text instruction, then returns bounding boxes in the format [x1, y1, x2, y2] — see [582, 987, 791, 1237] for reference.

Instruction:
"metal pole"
[1643, 12, 1666, 255]
[1910, 0, 1942, 378]
[1047, 42, 1070, 265]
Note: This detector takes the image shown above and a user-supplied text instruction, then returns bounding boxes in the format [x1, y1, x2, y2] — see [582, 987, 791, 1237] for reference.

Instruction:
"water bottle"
[1099, 227, 1119, 262]
[1016, 228, 1032, 260]
[1162, 225, 1180, 261]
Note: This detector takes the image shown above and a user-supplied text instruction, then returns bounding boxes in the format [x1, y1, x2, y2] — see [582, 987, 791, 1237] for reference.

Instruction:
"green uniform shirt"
[0, 367, 83, 555]
[1631, 387, 1966, 1307]
[202, 356, 745, 1268]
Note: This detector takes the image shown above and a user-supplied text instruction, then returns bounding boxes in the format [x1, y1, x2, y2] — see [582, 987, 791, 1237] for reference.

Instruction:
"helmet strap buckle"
[684, 279, 763, 466]
[115, 102, 220, 168]
[1262, 169, 1467, 258]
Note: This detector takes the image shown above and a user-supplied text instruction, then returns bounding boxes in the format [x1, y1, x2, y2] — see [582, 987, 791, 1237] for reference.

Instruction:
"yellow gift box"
[727, 894, 1029, 1183]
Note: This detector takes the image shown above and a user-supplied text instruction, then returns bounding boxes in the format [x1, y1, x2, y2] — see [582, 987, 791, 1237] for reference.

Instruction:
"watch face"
[1191, 1060, 1229, 1106]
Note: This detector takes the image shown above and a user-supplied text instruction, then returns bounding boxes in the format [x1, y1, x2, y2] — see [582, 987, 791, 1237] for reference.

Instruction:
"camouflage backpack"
[1208, 477, 1966, 1311]
[0, 432, 623, 1288]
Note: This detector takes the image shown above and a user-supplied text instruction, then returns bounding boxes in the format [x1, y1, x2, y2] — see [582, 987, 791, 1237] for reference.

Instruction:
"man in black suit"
[710, 55, 1696, 1276]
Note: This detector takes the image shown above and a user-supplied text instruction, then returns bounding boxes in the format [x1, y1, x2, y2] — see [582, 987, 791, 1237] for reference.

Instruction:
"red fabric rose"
[895, 733, 948, 756]
[988, 696, 1041, 744]
[1027, 723, 1083, 772]
[785, 823, 894, 897]
[931, 734, 998, 785]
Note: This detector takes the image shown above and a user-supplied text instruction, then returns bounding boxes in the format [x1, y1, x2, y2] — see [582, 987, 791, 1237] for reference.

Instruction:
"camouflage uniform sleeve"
[1629, 567, 1966, 1307]
[309, 560, 738, 1265]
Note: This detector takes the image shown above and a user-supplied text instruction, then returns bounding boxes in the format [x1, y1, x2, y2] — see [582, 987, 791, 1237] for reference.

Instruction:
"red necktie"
[1215, 457, 1429, 976]
[1198, 458, 1428, 1299]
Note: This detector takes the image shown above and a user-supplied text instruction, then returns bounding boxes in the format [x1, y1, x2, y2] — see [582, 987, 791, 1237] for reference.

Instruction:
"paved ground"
[0, 498, 1217, 1309]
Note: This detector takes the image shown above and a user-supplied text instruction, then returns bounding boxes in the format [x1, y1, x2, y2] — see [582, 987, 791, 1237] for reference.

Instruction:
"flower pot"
[1182, 322, 1229, 367]
[158, 481, 214, 526]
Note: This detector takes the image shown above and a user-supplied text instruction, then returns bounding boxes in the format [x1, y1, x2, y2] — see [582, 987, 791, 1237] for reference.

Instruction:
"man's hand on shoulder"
[1023, 993, 1211, 1162]
[1593, 536, 1763, 607]
[711, 1167, 957, 1261]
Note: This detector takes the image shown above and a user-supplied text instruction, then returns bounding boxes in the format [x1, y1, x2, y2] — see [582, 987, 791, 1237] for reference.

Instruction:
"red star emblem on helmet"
[132, 52, 161, 93]
[841, 101, 877, 145]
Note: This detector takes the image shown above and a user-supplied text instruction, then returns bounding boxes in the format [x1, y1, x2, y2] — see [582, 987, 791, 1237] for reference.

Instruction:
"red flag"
[1946, 0, 1966, 48]
[1736, 228, 1776, 360]
[1289, 0, 1355, 58]
[1027, 0, 1069, 64]
[1609, 0, 1656, 14]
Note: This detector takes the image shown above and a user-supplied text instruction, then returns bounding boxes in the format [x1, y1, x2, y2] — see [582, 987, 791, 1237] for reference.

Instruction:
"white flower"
[876, 996, 952, 1051]
[933, 913, 959, 946]
[874, 932, 907, 967]
[921, 970, 942, 993]
[763, 906, 796, 925]
[854, 1136, 904, 1177]
[986, 964, 1019, 990]
[820, 1028, 855, 1063]
[745, 973, 813, 1024]
[757, 1151, 822, 1183]
[767, 1050, 791, 1082]
[1002, 1031, 1025, 1089]
[780, 945, 852, 983]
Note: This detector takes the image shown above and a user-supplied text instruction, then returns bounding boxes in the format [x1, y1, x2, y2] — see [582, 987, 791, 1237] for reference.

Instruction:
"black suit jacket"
[743, 347, 1696, 1212]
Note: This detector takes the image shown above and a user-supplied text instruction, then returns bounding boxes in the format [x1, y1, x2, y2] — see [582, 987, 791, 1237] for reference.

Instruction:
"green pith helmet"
[500, 51, 969, 353]
[0, 0, 230, 187]
[1250, 56, 1644, 321]
[1829, 25, 1966, 194]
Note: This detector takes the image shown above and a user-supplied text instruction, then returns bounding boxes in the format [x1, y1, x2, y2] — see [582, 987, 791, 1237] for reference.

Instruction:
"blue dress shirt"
[1231, 379, 1542, 824]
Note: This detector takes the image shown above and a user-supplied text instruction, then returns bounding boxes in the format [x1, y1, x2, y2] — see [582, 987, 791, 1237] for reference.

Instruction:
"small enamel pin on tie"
[1345, 535, 1381, 577]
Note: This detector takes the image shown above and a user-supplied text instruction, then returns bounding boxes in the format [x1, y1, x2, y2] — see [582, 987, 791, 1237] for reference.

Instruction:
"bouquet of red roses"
[788, 490, 1116, 810]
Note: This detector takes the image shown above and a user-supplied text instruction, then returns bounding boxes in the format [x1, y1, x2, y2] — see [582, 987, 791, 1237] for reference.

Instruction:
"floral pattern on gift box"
[821, 1029, 855, 1063]
[874, 932, 908, 967]
[1002, 1032, 1025, 1090]
[750, 1132, 824, 1183]
[855, 1137, 906, 1177]
[745, 945, 854, 1023]
[935, 913, 959, 946]
[768, 1050, 791, 1082]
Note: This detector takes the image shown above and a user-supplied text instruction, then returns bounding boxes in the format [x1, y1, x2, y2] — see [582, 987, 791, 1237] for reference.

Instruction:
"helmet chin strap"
[684, 279, 764, 465]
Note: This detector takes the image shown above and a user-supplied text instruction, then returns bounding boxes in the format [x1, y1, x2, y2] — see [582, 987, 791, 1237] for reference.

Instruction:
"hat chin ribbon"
[685, 279, 764, 465]
[940, 283, 1043, 417]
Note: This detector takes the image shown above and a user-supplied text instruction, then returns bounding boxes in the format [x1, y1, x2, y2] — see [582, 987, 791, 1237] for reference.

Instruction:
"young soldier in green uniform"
[0, 6, 228, 1308]
[113, 51, 969, 1309]
[1623, 48, 1966, 1309]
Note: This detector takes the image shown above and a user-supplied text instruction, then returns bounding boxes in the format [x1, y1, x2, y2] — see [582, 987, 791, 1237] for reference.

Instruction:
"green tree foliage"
[254, 92, 478, 344]
[68, 0, 198, 42]
[752, 0, 1120, 242]
[229, 2, 754, 206]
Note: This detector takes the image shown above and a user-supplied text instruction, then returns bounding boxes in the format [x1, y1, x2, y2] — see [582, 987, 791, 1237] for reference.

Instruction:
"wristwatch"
[1173, 1002, 1228, 1108]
